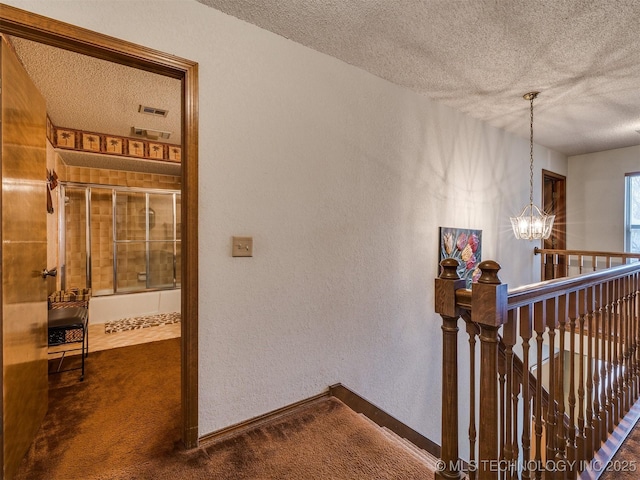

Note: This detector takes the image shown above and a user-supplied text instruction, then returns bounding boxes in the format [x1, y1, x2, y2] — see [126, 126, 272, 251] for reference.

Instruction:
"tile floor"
[49, 321, 181, 359]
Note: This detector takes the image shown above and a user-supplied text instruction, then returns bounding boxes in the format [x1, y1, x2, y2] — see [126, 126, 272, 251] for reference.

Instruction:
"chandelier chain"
[510, 91, 554, 241]
[529, 94, 534, 206]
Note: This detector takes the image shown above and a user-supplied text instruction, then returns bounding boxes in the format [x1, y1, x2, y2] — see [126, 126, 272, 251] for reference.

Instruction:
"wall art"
[439, 227, 482, 288]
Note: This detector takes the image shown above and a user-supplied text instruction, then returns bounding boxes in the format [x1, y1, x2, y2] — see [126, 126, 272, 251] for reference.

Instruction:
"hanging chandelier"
[510, 92, 555, 240]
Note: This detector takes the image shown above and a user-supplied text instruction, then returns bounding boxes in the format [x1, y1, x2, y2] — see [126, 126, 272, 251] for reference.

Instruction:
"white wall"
[567, 145, 639, 251]
[6, 0, 568, 452]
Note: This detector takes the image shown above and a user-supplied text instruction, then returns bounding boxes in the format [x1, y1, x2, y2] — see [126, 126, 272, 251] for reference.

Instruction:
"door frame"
[0, 5, 199, 449]
[542, 169, 567, 279]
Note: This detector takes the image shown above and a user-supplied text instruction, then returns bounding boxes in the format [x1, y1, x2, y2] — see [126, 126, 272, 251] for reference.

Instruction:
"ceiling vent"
[138, 105, 169, 117]
[132, 127, 172, 140]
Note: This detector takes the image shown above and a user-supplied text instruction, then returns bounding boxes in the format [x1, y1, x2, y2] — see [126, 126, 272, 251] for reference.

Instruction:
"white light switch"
[232, 236, 253, 257]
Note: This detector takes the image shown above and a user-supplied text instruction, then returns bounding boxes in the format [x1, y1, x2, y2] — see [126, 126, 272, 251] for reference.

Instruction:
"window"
[625, 173, 640, 253]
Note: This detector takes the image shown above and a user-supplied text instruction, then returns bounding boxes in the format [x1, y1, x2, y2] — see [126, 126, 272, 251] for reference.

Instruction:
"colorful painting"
[439, 227, 482, 288]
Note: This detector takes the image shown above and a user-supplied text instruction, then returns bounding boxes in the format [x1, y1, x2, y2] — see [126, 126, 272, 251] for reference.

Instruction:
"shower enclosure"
[60, 182, 181, 296]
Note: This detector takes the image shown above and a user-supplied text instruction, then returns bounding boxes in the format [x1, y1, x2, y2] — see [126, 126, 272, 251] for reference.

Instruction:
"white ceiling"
[8, 36, 182, 176]
[197, 0, 640, 157]
[7, 1, 640, 162]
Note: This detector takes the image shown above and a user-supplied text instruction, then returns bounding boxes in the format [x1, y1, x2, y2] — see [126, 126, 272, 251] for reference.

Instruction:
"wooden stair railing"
[535, 248, 640, 281]
[498, 339, 571, 430]
[435, 258, 640, 480]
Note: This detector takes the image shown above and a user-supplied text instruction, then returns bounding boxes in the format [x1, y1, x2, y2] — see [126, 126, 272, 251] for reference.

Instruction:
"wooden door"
[542, 170, 567, 279]
[1, 36, 49, 480]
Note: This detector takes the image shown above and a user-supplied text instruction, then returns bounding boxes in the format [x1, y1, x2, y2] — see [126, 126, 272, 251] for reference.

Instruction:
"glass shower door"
[114, 190, 147, 293]
[148, 193, 176, 289]
[61, 185, 88, 290]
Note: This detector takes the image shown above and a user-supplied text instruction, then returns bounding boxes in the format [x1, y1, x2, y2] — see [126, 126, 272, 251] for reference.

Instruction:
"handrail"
[508, 261, 640, 309]
[534, 247, 640, 261]
[534, 247, 640, 281]
[435, 257, 640, 480]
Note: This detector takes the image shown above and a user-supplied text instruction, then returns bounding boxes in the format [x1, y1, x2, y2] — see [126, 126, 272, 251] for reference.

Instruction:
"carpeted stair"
[358, 412, 441, 472]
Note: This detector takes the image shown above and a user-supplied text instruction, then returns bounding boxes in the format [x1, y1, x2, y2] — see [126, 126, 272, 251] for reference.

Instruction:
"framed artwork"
[82, 132, 101, 152]
[168, 146, 181, 162]
[127, 140, 145, 157]
[56, 128, 76, 148]
[105, 136, 123, 154]
[148, 142, 165, 159]
[439, 227, 482, 288]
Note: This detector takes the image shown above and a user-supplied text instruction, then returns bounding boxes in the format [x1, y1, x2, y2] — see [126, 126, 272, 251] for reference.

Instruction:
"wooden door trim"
[542, 169, 566, 248]
[0, 5, 199, 449]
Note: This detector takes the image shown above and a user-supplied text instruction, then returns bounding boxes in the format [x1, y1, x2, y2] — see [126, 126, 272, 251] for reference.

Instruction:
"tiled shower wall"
[58, 159, 181, 294]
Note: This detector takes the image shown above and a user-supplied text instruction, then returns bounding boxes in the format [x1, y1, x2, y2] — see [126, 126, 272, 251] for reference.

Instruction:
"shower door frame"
[59, 182, 182, 295]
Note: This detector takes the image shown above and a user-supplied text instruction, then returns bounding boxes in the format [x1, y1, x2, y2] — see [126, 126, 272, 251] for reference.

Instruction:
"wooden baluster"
[617, 276, 626, 421]
[435, 258, 466, 480]
[555, 294, 569, 477]
[533, 302, 545, 480]
[633, 272, 639, 401]
[503, 310, 517, 480]
[592, 255, 597, 272]
[592, 284, 603, 448]
[464, 312, 479, 480]
[623, 275, 632, 413]
[577, 289, 587, 463]
[598, 283, 609, 442]
[629, 273, 636, 402]
[628, 272, 637, 405]
[499, 346, 506, 479]
[578, 255, 584, 275]
[512, 381, 521, 479]
[472, 261, 508, 480]
[620, 277, 629, 416]
[605, 280, 615, 434]
[585, 287, 595, 459]
[545, 298, 559, 479]
[633, 273, 640, 400]
[612, 278, 622, 424]
[521, 304, 533, 480]
[567, 291, 578, 477]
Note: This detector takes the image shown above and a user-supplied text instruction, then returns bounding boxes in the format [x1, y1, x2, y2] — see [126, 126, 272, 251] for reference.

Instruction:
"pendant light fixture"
[510, 92, 555, 240]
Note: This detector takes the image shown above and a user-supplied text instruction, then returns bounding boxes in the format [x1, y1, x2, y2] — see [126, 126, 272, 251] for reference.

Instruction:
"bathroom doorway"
[0, 8, 199, 475]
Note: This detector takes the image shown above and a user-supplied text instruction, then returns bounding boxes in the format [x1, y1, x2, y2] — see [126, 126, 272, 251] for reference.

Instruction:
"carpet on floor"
[15, 338, 181, 480]
[17, 337, 436, 479]
[599, 416, 640, 480]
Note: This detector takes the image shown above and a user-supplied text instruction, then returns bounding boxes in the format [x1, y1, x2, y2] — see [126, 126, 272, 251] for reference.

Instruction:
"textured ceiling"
[197, 0, 640, 156]
[8, 36, 181, 175]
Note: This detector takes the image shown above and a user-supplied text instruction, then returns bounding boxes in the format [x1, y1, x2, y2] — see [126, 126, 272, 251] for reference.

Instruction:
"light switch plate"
[232, 236, 253, 257]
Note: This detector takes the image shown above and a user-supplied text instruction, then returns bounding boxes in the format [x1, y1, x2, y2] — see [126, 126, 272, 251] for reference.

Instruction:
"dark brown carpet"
[15, 338, 182, 480]
[599, 417, 640, 480]
[16, 339, 435, 479]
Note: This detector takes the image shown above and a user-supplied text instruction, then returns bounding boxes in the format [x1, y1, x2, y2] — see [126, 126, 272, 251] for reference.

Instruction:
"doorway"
[542, 169, 567, 279]
[0, 5, 199, 471]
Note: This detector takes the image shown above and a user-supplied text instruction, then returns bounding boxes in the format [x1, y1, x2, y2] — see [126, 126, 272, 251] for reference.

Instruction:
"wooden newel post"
[435, 258, 466, 480]
[472, 260, 508, 480]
